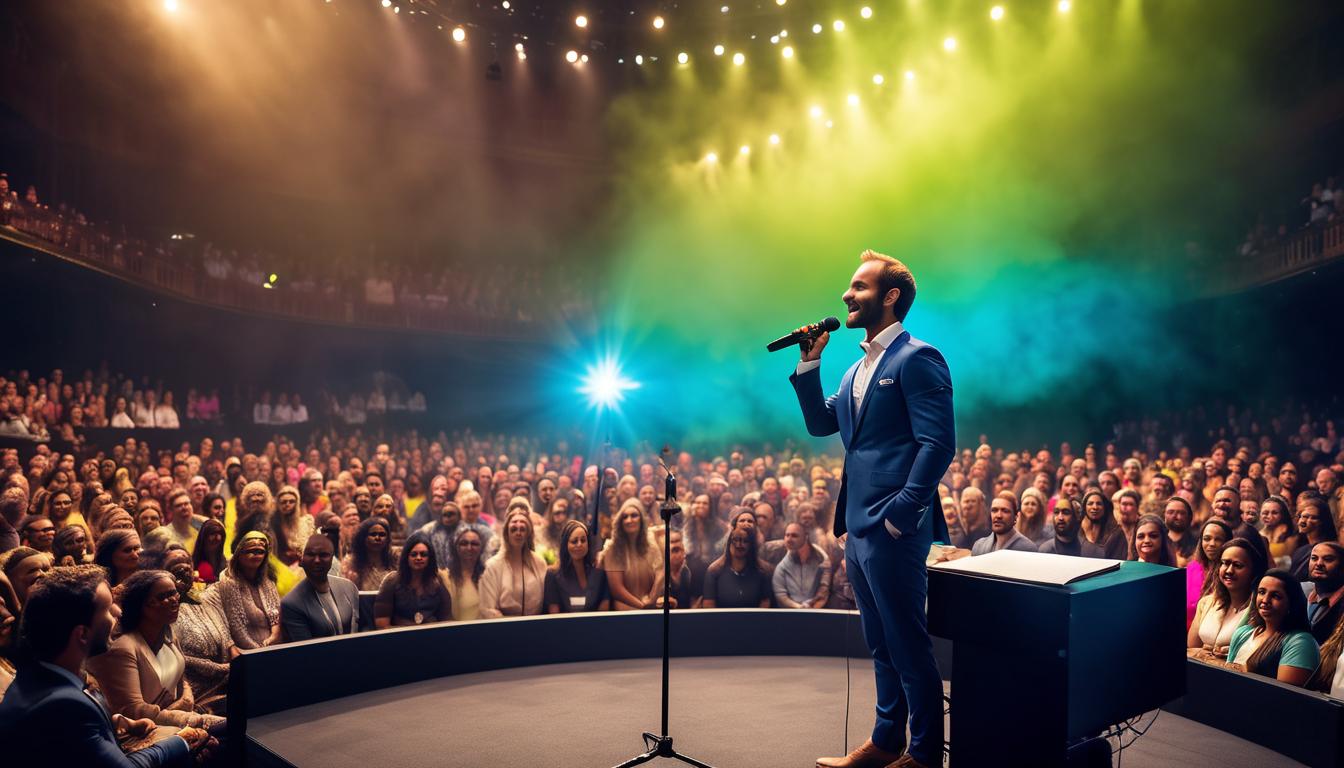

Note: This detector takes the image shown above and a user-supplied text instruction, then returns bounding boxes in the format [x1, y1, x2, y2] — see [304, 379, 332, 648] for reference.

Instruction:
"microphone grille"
[821, 316, 841, 331]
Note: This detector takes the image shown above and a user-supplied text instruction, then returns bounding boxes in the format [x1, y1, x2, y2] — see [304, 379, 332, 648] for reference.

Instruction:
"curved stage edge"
[230, 609, 1344, 767]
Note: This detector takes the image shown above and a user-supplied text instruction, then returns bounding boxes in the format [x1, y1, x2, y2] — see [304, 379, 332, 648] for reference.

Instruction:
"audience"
[1224, 569, 1320, 687]
[373, 532, 451, 628]
[444, 527, 485, 621]
[281, 534, 359, 639]
[215, 532, 281, 650]
[1188, 538, 1265, 662]
[543, 520, 609, 613]
[479, 506, 547, 617]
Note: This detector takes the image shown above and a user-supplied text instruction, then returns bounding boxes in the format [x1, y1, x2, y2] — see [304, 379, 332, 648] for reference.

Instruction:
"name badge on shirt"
[569, 596, 586, 609]
[878, 378, 894, 386]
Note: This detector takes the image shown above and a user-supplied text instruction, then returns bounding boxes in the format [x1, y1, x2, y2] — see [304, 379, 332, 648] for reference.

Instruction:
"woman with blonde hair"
[1017, 487, 1052, 545]
[216, 530, 282, 649]
[270, 485, 314, 567]
[602, 498, 661, 611]
[479, 501, 548, 617]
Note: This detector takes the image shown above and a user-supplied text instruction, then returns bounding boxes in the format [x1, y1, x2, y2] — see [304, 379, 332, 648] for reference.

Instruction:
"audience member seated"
[650, 529, 694, 610]
[1290, 493, 1338, 581]
[1163, 496, 1198, 567]
[1037, 497, 1104, 558]
[480, 505, 547, 617]
[1130, 514, 1177, 567]
[216, 531, 281, 650]
[191, 519, 226, 585]
[1186, 519, 1234, 627]
[443, 527, 485, 621]
[270, 485, 313, 568]
[19, 514, 55, 554]
[1223, 568, 1320, 687]
[702, 527, 772, 609]
[281, 534, 359, 639]
[773, 522, 831, 608]
[970, 491, 1038, 555]
[95, 529, 142, 588]
[341, 516, 397, 591]
[0, 565, 208, 765]
[373, 532, 451, 628]
[1304, 542, 1344, 645]
[1, 546, 52, 608]
[602, 498, 662, 611]
[1189, 538, 1265, 662]
[52, 524, 91, 566]
[1016, 487, 1052, 545]
[0, 587, 15, 697]
[1080, 490, 1126, 560]
[1260, 495, 1297, 568]
[543, 520, 609, 613]
[954, 487, 990, 549]
[85, 570, 225, 731]
[167, 551, 231, 715]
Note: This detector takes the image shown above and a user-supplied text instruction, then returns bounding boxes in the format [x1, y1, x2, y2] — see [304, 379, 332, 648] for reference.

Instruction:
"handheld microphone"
[766, 316, 841, 352]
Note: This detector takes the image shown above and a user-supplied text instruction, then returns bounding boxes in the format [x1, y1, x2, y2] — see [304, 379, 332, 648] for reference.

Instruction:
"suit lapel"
[852, 331, 908, 436]
[838, 361, 859, 441]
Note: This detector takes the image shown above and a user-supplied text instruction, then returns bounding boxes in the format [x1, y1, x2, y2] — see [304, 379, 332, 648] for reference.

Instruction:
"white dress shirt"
[796, 320, 906, 537]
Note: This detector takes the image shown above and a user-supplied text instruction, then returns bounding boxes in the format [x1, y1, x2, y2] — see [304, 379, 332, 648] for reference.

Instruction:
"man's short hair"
[18, 565, 106, 662]
[860, 249, 917, 322]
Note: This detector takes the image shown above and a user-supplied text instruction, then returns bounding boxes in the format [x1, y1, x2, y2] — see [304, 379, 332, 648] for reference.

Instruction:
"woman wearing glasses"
[342, 517, 399, 591]
[701, 526, 773, 609]
[87, 569, 226, 730]
[374, 532, 452, 627]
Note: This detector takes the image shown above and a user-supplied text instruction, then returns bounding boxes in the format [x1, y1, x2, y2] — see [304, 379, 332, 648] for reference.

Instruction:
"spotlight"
[452, 26, 466, 42]
[860, 7, 873, 19]
[905, 69, 916, 81]
[515, 42, 524, 52]
[732, 52, 745, 66]
[705, 152, 719, 163]
[777, 0, 787, 5]
[825, 119, 834, 128]
[768, 133, 781, 145]
[781, 46, 794, 59]
[164, 0, 179, 11]
[653, 16, 665, 29]
[566, 50, 579, 63]
[501, 1, 509, 8]
[872, 73, 884, 85]
[770, 35, 780, 44]
[1057, 0, 1071, 11]
[677, 51, 689, 64]
[991, 5, 1005, 20]
[833, 19, 845, 31]
[580, 53, 589, 63]
[847, 93, 859, 106]
[721, 5, 729, 13]
[580, 358, 639, 411]
[381, 0, 390, 6]
[809, 104, 823, 118]
[714, 44, 725, 56]
[943, 36, 957, 51]
[780, 30, 788, 38]
[635, 54, 644, 65]
[575, 14, 587, 28]
[812, 23, 823, 34]
[740, 145, 751, 156]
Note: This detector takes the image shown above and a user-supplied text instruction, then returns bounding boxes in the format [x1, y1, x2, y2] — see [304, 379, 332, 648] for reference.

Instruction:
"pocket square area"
[878, 378, 894, 386]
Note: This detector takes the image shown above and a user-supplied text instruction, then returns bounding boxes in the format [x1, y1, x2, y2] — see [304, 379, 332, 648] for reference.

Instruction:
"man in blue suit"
[0, 565, 206, 766]
[792, 251, 955, 768]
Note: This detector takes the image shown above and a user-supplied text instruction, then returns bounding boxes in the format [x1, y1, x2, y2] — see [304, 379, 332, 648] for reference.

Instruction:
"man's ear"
[884, 288, 901, 309]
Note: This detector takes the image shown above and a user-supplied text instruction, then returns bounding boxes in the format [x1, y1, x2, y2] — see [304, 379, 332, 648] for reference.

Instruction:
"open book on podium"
[929, 548, 1121, 587]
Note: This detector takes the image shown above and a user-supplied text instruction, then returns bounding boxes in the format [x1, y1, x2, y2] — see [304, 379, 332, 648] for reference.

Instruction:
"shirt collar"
[859, 321, 906, 357]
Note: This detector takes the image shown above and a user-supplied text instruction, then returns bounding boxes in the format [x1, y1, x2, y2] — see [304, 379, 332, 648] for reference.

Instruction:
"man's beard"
[845, 300, 883, 329]
[88, 630, 112, 658]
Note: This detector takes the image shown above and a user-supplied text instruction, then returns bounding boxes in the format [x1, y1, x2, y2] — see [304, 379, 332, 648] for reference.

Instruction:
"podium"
[928, 553, 1186, 767]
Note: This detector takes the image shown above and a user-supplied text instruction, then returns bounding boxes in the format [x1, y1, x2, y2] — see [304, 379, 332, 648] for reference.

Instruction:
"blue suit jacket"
[0, 662, 191, 767]
[791, 329, 955, 542]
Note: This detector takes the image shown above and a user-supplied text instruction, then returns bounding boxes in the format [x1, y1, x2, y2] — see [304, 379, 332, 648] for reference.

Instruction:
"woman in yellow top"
[1259, 495, 1297, 568]
[444, 527, 485, 621]
[601, 498, 662, 611]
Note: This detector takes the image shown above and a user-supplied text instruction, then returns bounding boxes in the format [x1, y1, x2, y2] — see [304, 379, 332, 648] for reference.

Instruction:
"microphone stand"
[610, 460, 715, 768]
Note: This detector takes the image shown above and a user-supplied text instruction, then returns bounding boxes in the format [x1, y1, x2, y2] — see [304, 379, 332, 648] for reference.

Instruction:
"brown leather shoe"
[885, 754, 933, 768]
[816, 739, 903, 768]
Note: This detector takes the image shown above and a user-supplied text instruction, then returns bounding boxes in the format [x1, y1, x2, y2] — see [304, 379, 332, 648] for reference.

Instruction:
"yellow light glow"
[991, 5, 1005, 20]
[833, 20, 846, 32]
[575, 15, 588, 28]
[677, 52, 689, 64]
[943, 36, 957, 52]
[740, 145, 751, 156]
[705, 152, 719, 164]
[380, 0, 390, 7]
[781, 46, 794, 59]
[847, 93, 860, 106]
[1058, 0, 1071, 11]
[452, 27, 466, 43]
[635, 54, 644, 65]
[566, 50, 579, 63]
[164, 0, 179, 11]
[769, 133, 781, 145]
[905, 69, 916, 81]
[825, 119, 834, 128]
[809, 105, 823, 118]
[872, 73, 884, 85]
[515, 43, 525, 52]
[732, 52, 745, 66]
[580, 54, 589, 63]
[714, 44, 725, 56]
[812, 23, 823, 34]
[501, 1, 510, 8]
[517, 52, 526, 60]
[860, 7, 873, 19]
[653, 16, 665, 29]
[777, 0, 787, 5]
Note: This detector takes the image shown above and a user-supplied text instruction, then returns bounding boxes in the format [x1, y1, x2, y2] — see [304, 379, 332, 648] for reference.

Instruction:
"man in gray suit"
[281, 534, 359, 641]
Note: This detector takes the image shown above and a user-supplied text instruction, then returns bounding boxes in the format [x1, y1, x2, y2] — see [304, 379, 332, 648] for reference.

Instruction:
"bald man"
[280, 534, 359, 641]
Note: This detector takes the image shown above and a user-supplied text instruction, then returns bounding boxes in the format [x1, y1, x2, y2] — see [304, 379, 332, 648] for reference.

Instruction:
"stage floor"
[248, 656, 1303, 767]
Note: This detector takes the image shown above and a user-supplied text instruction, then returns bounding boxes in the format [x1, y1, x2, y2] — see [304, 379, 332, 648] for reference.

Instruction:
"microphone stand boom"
[609, 462, 715, 768]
